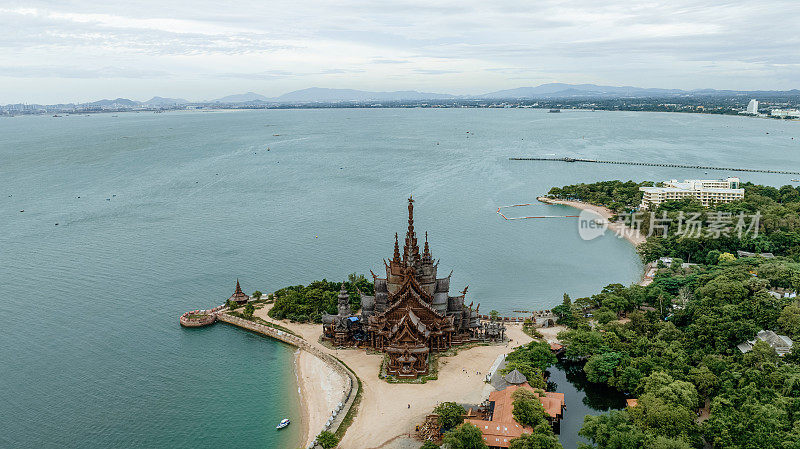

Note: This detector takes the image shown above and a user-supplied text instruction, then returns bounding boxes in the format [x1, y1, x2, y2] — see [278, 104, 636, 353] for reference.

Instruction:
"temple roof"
[504, 369, 527, 385]
[361, 295, 375, 311]
[228, 279, 250, 304]
[390, 308, 430, 339]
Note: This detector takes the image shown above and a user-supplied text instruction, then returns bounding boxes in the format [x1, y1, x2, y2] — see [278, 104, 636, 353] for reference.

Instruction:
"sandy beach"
[294, 348, 348, 448]
[536, 197, 647, 246]
[253, 305, 537, 449]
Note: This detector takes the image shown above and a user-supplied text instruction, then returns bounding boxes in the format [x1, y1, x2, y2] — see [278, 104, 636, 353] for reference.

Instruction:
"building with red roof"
[465, 382, 565, 448]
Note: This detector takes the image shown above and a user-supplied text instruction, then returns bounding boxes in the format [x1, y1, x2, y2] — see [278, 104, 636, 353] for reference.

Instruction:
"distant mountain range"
[203, 84, 800, 103]
[271, 87, 457, 102]
[6, 84, 800, 108]
[86, 96, 189, 107]
[478, 83, 688, 98]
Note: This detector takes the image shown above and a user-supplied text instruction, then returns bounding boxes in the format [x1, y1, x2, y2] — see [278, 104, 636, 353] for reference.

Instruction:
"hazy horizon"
[2, 1, 799, 104]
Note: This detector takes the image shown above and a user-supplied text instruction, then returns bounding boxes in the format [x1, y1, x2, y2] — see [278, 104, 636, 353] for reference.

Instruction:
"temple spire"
[403, 196, 420, 264]
[423, 231, 432, 262]
[393, 232, 401, 263]
[338, 281, 350, 316]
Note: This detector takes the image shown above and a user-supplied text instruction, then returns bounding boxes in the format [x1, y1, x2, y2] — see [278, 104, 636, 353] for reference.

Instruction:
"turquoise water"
[1, 109, 797, 448]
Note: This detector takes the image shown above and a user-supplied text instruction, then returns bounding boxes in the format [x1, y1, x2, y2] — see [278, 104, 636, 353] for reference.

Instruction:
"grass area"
[332, 356, 362, 441]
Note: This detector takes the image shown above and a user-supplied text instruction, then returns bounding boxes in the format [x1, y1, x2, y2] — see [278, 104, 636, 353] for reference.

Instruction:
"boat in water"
[792, 179, 799, 182]
[276, 418, 290, 430]
[548, 109, 561, 113]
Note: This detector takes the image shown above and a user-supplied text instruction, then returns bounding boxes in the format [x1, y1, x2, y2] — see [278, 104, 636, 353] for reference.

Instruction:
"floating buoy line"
[496, 203, 579, 220]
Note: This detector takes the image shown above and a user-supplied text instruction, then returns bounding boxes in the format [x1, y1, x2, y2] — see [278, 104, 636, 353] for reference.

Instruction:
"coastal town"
[181, 179, 800, 449]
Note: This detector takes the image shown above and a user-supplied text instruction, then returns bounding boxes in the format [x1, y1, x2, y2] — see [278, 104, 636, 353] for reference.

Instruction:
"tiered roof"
[228, 279, 250, 305]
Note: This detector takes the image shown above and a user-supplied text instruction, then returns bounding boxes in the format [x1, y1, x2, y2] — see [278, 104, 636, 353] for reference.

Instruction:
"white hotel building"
[639, 177, 744, 209]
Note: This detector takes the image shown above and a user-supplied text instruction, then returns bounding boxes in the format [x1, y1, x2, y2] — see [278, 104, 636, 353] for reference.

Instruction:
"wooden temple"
[228, 279, 250, 305]
[323, 197, 487, 378]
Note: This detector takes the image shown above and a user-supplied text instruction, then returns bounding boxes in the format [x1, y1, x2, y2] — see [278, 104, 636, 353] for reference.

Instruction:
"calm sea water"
[1, 108, 797, 448]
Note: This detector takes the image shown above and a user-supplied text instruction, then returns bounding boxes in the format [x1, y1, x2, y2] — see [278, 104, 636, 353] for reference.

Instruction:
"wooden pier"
[509, 157, 800, 175]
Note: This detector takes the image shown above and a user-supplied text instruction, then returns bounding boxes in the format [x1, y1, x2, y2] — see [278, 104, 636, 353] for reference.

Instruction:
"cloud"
[0, 65, 172, 78]
[0, 0, 798, 102]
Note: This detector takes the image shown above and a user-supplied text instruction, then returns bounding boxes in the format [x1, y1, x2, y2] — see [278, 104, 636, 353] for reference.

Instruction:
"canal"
[548, 360, 628, 449]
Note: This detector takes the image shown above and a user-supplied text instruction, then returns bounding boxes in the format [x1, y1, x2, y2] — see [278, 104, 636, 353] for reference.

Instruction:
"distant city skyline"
[2, 0, 799, 104]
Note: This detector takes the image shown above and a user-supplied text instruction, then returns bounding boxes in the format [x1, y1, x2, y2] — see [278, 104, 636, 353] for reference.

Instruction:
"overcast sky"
[2, 0, 799, 104]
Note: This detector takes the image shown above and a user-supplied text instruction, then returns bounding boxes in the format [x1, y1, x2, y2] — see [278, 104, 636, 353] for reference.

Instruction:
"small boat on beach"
[276, 418, 290, 430]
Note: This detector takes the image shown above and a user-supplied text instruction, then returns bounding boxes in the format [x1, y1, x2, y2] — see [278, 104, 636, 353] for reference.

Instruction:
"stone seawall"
[216, 313, 359, 448]
[179, 306, 225, 327]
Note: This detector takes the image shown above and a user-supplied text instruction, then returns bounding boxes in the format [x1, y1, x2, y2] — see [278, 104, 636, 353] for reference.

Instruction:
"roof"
[738, 330, 793, 356]
[503, 369, 527, 385]
[465, 382, 565, 449]
[228, 279, 250, 304]
[361, 294, 375, 311]
[737, 250, 775, 259]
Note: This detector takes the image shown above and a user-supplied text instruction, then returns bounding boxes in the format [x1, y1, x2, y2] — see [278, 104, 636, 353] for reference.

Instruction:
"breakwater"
[509, 157, 800, 175]
[179, 305, 225, 327]
[215, 313, 358, 449]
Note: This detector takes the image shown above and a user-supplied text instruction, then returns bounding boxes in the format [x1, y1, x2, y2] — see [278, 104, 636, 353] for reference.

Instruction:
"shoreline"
[292, 349, 310, 448]
[536, 196, 647, 246]
[293, 347, 348, 448]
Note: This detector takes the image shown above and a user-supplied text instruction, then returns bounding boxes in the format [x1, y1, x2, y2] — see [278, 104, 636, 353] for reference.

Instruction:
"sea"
[1, 108, 798, 448]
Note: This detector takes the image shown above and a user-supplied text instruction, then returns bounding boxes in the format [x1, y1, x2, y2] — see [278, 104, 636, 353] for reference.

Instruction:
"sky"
[1, 0, 799, 104]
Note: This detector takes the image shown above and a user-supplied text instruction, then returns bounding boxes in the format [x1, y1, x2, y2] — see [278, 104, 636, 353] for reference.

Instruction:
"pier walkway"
[216, 313, 359, 449]
[509, 157, 800, 175]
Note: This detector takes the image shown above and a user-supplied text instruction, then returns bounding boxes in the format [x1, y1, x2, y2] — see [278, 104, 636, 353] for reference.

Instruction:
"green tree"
[505, 341, 557, 372]
[579, 410, 648, 448]
[584, 352, 623, 384]
[433, 401, 466, 430]
[251, 290, 262, 300]
[778, 301, 800, 338]
[558, 328, 605, 360]
[315, 430, 339, 449]
[420, 442, 440, 449]
[441, 423, 488, 449]
[594, 308, 618, 325]
[490, 310, 500, 321]
[242, 303, 255, 319]
[627, 394, 696, 439]
[512, 389, 547, 428]
[718, 252, 736, 263]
